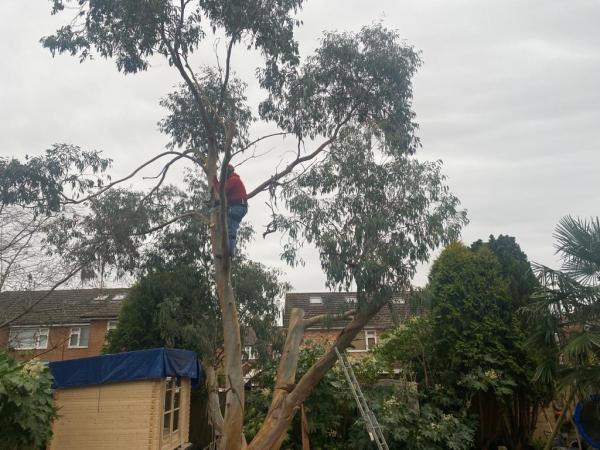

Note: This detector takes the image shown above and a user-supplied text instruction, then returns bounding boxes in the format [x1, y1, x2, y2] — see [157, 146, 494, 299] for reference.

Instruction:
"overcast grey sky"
[1, 1, 598, 291]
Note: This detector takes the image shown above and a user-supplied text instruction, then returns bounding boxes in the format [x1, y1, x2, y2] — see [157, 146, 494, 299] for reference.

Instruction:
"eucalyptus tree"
[19, 2, 468, 448]
[253, 130, 466, 448]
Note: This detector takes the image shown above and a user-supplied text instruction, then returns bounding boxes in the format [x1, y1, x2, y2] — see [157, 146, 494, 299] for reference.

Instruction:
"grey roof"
[283, 292, 416, 330]
[0, 288, 129, 326]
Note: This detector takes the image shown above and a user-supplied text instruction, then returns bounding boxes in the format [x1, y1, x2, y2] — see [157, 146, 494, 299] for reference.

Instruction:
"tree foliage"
[527, 216, 600, 394]
[277, 130, 466, 296]
[379, 238, 547, 449]
[0, 351, 56, 449]
[0, 144, 110, 213]
[246, 344, 475, 450]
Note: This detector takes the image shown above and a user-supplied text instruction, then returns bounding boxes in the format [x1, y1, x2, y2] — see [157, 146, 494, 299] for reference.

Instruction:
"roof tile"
[0, 288, 129, 326]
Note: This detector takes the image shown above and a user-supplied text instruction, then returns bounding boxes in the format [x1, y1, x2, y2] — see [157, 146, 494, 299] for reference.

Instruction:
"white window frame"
[243, 345, 257, 360]
[365, 329, 378, 351]
[309, 296, 322, 304]
[162, 376, 182, 441]
[68, 326, 90, 349]
[106, 320, 118, 332]
[8, 327, 49, 350]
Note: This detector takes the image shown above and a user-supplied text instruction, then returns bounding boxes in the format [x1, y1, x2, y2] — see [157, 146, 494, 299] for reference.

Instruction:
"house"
[0, 288, 128, 362]
[47, 347, 200, 450]
[284, 292, 415, 354]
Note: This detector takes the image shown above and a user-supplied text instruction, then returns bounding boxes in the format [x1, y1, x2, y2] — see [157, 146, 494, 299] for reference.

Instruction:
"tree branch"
[218, 33, 237, 115]
[0, 260, 89, 328]
[128, 211, 201, 237]
[247, 104, 359, 199]
[302, 309, 355, 327]
[60, 151, 192, 205]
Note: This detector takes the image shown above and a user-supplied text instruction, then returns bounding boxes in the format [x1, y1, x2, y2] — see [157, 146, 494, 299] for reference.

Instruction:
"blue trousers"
[228, 204, 248, 256]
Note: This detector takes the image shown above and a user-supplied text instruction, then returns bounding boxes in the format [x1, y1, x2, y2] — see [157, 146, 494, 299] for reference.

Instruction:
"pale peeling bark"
[206, 139, 245, 450]
[204, 364, 225, 440]
[211, 209, 245, 450]
[248, 302, 384, 450]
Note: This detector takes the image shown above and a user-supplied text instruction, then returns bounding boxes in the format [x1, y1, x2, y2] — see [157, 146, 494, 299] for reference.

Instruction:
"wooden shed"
[47, 348, 201, 450]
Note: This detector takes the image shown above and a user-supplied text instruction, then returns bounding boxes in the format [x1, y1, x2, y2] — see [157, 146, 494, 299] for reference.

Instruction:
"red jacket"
[212, 172, 247, 204]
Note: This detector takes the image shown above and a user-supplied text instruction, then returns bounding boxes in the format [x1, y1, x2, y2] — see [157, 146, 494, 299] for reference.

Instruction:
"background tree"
[379, 239, 547, 450]
[470, 235, 547, 447]
[0, 146, 111, 327]
[526, 216, 600, 449]
[0, 2, 469, 447]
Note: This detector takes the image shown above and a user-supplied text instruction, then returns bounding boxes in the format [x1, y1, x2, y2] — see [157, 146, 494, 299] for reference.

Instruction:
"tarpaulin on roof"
[49, 348, 202, 390]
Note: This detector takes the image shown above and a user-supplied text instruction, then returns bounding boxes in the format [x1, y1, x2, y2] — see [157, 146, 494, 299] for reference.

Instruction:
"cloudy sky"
[1, 1, 598, 291]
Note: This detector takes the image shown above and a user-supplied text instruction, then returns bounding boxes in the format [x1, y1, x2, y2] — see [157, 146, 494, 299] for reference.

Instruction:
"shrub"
[0, 351, 56, 449]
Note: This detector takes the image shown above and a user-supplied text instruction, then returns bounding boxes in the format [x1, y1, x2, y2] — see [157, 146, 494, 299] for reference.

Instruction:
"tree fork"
[247, 301, 385, 450]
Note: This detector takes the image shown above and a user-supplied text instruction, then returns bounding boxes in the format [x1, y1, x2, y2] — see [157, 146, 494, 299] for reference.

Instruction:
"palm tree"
[527, 216, 600, 449]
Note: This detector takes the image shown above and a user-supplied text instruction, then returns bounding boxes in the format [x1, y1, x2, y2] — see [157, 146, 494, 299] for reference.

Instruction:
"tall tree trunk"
[207, 147, 245, 450]
[213, 214, 245, 450]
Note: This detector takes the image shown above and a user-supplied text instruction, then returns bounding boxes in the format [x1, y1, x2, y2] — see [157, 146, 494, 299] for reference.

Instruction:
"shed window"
[8, 327, 49, 350]
[68, 326, 90, 348]
[309, 296, 322, 304]
[163, 377, 182, 439]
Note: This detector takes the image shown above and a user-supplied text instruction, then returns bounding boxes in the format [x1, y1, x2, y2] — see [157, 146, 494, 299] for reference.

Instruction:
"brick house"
[284, 292, 415, 354]
[0, 288, 128, 362]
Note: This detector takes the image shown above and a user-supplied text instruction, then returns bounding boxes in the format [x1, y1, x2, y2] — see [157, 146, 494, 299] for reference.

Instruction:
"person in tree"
[212, 164, 248, 257]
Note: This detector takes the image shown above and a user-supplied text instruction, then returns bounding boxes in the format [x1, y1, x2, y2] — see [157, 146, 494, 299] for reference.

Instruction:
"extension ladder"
[334, 347, 390, 450]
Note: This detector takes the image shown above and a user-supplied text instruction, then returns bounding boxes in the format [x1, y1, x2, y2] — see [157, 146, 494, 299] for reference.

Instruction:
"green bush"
[0, 351, 56, 449]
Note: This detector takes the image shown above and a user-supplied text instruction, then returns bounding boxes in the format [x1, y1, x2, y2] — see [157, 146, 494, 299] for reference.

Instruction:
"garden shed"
[47, 348, 201, 450]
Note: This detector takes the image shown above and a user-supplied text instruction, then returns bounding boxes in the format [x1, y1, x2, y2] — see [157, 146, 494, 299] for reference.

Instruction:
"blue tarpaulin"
[48, 348, 202, 389]
[573, 395, 600, 449]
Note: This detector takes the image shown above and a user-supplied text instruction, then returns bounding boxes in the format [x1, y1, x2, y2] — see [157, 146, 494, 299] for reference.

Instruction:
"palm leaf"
[554, 215, 600, 285]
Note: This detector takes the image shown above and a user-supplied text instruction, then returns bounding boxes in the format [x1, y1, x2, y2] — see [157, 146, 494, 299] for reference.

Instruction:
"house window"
[309, 296, 322, 304]
[243, 346, 257, 360]
[68, 326, 90, 348]
[8, 327, 49, 350]
[365, 330, 377, 350]
[163, 377, 182, 439]
[107, 320, 118, 332]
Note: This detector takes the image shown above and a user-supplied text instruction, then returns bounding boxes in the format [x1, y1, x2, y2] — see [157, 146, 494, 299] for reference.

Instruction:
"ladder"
[334, 347, 390, 450]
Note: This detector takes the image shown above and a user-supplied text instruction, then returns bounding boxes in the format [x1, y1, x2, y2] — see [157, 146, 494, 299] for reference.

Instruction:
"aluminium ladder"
[334, 347, 390, 450]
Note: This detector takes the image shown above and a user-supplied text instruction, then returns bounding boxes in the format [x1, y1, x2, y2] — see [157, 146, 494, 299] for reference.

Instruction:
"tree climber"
[212, 164, 248, 257]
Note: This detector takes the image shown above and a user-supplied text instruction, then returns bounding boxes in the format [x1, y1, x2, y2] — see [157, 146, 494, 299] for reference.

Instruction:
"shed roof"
[0, 288, 128, 326]
[48, 348, 202, 389]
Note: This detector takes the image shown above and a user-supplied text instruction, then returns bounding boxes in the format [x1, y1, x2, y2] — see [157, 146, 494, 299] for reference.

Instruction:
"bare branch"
[247, 137, 334, 200]
[128, 211, 201, 237]
[0, 261, 88, 328]
[61, 151, 191, 205]
[233, 132, 289, 157]
[218, 33, 238, 115]
[159, 25, 218, 152]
